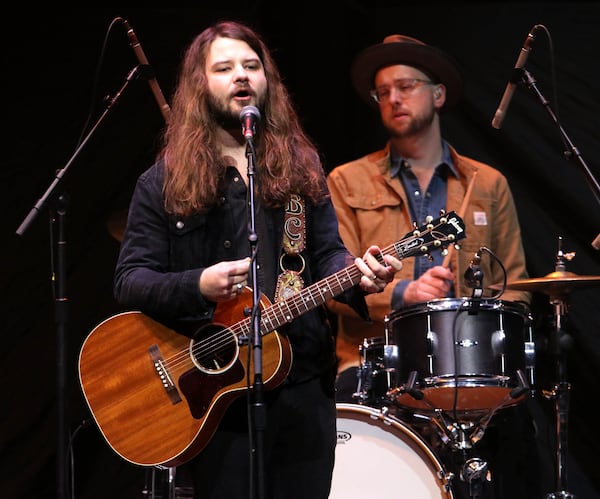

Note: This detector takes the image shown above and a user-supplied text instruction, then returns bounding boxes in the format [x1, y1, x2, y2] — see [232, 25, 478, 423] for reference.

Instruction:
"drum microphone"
[464, 249, 484, 299]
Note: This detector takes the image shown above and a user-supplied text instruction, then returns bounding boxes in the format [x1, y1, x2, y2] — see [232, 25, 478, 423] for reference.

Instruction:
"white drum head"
[331, 403, 452, 498]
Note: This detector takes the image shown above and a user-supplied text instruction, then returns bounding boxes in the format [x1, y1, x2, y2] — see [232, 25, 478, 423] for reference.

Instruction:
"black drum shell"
[387, 298, 533, 414]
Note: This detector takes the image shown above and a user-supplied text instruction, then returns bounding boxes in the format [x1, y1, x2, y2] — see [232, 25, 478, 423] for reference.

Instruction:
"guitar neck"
[222, 210, 466, 344]
[251, 210, 465, 338]
[260, 262, 361, 334]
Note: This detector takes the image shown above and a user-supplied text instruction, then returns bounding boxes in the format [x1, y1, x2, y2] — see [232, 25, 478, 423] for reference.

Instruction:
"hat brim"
[351, 41, 463, 110]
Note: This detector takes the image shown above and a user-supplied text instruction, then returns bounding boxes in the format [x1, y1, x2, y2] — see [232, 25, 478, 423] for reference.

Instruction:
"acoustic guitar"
[78, 211, 465, 467]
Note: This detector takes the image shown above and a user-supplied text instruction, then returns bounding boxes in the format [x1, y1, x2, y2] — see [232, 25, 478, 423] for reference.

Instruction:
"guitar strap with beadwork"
[274, 194, 306, 302]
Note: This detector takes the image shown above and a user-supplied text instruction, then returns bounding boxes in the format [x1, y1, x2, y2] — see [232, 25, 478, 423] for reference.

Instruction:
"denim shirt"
[390, 141, 458, 308]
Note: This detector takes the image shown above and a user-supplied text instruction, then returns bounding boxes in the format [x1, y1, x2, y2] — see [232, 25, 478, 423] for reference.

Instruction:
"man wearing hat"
[326, 34, 545, 498]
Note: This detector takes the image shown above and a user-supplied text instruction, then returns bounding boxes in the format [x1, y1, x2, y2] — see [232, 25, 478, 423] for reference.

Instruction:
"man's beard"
[389, 106, 436, 138]
[208, 94, 241, 131]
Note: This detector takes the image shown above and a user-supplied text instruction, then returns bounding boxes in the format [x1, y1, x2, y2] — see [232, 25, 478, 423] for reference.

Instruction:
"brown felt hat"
[351, 34, 463, 110]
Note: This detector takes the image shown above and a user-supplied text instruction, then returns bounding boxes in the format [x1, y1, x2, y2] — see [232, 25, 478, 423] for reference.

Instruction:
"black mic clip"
[509, 66, 527, 86]
[464, 249, 484, 306]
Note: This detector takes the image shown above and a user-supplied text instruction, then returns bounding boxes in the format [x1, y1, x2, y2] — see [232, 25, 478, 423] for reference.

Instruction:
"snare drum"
[386, 298, 534, 415]
[332, 403, 453, 498]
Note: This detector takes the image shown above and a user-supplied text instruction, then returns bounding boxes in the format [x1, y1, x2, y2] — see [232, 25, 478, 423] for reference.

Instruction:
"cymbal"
[503, 271, 600, 295]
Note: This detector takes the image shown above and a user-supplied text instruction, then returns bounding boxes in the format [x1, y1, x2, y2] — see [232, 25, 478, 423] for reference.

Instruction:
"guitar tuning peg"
[425, 215, 434, 230]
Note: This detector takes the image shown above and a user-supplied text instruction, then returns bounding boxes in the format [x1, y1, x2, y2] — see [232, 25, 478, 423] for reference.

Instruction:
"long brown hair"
[161, 20, 328, 216]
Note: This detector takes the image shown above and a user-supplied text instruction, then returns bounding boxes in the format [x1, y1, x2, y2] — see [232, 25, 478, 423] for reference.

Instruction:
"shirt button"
[176, 221, 184, 229]
[414, 190, 420, 197]
[223, 240, 232, 248]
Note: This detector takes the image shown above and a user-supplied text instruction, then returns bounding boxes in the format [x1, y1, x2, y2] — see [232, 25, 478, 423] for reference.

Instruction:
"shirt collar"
[390, 140, 459, 179]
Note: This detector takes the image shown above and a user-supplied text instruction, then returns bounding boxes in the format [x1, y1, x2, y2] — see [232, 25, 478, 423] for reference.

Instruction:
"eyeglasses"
[370, 78, 435, 103]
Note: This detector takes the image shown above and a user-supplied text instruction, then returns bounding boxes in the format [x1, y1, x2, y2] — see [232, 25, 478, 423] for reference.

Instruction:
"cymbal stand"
[542, 239, 575, 498]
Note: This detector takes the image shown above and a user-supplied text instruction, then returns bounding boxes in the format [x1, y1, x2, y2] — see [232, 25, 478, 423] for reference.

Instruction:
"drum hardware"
[415, 415, 493, 499]
[419, 368, 530, 459]
[353, 337, 398, 407]
[503, 237, 596, 499]
[403, 370, 425, 400]
[460, 457, 490, 499]
[403, 366, 533, 499]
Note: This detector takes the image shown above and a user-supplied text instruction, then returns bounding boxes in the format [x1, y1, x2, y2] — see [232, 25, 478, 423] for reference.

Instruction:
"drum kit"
[333, 243, 600, 499]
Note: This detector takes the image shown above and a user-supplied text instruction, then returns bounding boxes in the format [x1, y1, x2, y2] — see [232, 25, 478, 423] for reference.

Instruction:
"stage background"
[3, 4, 599, 498]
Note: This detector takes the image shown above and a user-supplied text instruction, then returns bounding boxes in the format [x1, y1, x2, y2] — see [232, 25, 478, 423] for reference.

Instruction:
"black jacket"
[114, 160, 371, 384]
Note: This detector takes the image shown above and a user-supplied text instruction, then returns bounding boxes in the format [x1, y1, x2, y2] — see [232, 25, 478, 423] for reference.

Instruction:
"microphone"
[239, 106, 261, 140]
[491, 25, 539, 129]
[464, 248, 484, 300]
[121, 18, 171, 122]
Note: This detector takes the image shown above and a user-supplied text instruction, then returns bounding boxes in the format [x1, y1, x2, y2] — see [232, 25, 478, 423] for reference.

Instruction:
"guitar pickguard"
[179, 360, 245, 419]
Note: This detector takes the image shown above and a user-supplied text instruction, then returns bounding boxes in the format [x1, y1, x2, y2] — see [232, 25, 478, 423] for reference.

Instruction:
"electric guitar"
[78, 211, 465, 467]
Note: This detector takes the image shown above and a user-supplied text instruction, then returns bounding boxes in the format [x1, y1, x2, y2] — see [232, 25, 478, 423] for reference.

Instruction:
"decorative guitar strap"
[274, 194, 306, 302]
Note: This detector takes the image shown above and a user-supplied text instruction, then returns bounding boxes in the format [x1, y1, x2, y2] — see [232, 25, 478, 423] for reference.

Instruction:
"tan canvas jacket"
[327, 143, 531, 373]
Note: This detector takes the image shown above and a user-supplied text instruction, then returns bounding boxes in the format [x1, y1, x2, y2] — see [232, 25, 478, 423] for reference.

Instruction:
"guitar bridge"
[149, 344, 182, 405]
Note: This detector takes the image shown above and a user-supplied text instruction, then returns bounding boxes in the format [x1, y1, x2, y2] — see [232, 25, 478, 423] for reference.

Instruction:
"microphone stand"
[520, 68, 600, 249]
[15, 65, 145, 499]
[518, 69, 586, 498]
[244, 136, 266, 499]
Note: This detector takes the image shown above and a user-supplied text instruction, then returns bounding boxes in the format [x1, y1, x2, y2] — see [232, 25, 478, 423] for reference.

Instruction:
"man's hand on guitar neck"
[356, 244, 402, 294]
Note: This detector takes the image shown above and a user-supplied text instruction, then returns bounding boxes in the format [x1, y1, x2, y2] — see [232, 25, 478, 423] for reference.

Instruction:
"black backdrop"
[3, 5, 600, 498]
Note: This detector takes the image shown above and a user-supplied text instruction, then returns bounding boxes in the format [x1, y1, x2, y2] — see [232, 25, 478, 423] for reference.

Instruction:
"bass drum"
[332, 403, 453, 498]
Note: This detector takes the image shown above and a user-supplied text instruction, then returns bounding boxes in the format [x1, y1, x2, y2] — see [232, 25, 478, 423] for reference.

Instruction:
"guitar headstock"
[393, 210, 466, 260]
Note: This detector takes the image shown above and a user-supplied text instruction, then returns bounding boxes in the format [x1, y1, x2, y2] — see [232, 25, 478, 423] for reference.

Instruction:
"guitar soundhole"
[190, 323, 239, 374]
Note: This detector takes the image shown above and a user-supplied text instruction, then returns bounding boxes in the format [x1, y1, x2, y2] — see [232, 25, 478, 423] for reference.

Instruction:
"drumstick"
[442, 171, 478, 268]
